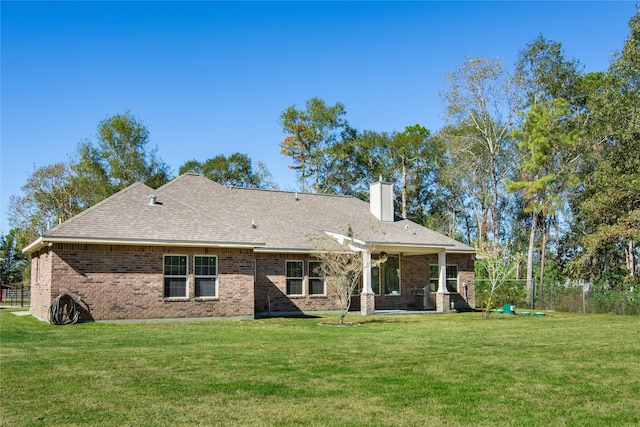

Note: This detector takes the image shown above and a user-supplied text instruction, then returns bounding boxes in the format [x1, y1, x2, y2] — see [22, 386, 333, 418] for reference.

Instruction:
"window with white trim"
[308, 261, 325, 295]
[195, 256, 217, 298]
[371, 255, 381, 295]
[430, 264, 458, 293]
[383, 254, 401, 295]
[286, 260, 304, 296]
[164, 255, 187, 298]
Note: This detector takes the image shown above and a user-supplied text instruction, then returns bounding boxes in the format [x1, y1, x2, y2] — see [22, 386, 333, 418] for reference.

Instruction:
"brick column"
[436, 292, 451, 313]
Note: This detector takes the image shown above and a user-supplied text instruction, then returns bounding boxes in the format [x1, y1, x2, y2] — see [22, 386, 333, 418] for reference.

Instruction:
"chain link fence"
[475, 279, 639, 314]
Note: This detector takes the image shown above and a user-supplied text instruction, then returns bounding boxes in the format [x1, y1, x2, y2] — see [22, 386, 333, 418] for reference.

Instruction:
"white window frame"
[194, 255, 218, 299]
[163, 254, 188, 298]
[371, 254, 382, 296]
[308, 261, 326, 296]
[286, 260, 305, 296]
[430, 264, 459, 293]
[383, 254, 401, 296]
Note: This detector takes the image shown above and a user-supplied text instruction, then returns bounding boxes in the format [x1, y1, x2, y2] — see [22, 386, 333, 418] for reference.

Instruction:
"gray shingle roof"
[26, 173, 474, 254]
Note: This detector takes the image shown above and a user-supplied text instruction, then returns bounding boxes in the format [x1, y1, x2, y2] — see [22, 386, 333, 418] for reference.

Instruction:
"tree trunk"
[538, 214, 548, 309]
[627, 240, 636, 278]
[526, 212, 537, 309]
[491, 187, 500, 245]
[401, 162, 408, 218]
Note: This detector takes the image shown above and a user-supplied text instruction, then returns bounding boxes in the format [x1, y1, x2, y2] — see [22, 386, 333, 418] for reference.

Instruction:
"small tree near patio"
[311, 230, 366, 325]
[477, 242, 520, 318]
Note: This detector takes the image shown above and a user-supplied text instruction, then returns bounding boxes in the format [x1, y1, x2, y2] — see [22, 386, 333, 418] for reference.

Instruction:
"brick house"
[24, 173, 475, 322]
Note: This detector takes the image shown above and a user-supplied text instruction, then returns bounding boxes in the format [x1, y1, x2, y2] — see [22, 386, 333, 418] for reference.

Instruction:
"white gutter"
[22, 237, 48, 254]
[23, 236, 266, 254]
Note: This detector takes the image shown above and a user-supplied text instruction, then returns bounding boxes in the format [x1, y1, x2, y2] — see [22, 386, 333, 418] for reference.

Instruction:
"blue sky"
[1, 1, 636, 235]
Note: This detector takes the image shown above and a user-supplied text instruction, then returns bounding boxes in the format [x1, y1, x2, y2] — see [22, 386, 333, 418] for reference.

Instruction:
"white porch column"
[360, 251, 375, 315]
[437, 250, 447, 293]
[436, 250, 451, 313]
[362, 251, 372, 293]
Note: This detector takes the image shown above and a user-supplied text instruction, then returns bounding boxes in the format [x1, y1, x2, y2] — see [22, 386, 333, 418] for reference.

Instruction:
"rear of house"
[25, 174, 475, 322]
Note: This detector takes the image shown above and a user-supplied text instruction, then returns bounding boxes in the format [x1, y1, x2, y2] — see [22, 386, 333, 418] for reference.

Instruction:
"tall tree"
[72, 111, 170, 206]
[8, 162, 81, 247]
[508, 99, 582, 308]
[323, 125, 444, 227]
[570, 11, 640, 285]
[279, 97, 348, 192]
[179, 152, 277, 189]
[0, 230, 28, 285]
[512, 35, 590, 308]
[431, 127, 480, 243]
[324, 128, 392, 199]
[440, 57, 521, 245]
[389, 125, 433, 219]
[9, 112, 171, 248]
[515, 34, 584, 107]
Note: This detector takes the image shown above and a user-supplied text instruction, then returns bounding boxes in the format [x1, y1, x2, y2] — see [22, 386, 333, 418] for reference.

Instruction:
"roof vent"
[149, 195, 158, 206]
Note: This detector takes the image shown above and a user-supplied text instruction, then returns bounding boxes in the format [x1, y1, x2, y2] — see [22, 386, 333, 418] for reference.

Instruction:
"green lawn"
[1, 309, 638, 426]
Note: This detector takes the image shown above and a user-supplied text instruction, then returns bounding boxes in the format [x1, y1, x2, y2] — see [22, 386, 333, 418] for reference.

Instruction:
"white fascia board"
[368, 242, 451, 253]
[253, 248, 315, 254]
[22, 237, 45, 254]
[323, 231, 368, 251]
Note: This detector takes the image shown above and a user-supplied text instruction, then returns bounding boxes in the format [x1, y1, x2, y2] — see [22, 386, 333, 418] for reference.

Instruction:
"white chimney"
[370, 180, 394, 222]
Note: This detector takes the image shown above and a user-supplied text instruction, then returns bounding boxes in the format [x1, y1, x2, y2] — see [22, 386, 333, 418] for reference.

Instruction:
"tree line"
[3, 12, 638, 313]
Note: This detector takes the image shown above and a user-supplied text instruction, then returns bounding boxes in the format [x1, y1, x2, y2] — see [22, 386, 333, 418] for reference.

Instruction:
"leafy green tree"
[476, 242, 521, 318]
[511, 35, 593, 308]
[179, 152, 277, 189]
[8, 162, 81, 247]
[440, 57, 521, 244]
[323, 125, 445, 227]
[72, 111, 170, 206]
[570, 11, 640, 285]
[323, 128, 392, 199]
[430, 127, 480, 243]
[515, 34, 584, 107]
[279, 97, 349, 192]
[9, 112, 171, 249]
[390, 125, 434, 219]
[508, 99, 582, 308]
[0, 229, 28, 285]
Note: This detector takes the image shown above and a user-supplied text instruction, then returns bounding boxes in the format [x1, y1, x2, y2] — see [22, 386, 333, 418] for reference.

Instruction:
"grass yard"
[1, 309, 639, 426]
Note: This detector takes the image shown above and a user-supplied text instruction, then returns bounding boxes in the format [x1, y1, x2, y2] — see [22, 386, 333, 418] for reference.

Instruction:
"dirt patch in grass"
[318, 321, 361, 327]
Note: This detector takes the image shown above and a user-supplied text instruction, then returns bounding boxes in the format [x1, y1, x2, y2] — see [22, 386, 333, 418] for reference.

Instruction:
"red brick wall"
[254, 252, 475, 313]
[39, 243, 255, 321]
[254, 254, 341, 314]
[30, 243, 476, 321]
[398, 253, 476, 309]
[29, 246, 53, 321]
[447, 253, 476, 308]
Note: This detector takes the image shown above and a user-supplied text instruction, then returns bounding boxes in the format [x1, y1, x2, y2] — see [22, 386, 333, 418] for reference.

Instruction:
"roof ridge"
[45, 182, 153, 236]
[156, 172, 209, 191]
[229, 186, 360, 200]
